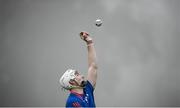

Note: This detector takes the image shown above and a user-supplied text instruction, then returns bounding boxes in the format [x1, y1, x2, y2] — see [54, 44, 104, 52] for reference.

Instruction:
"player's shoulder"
[67, 94, 81, 103]
[67, 94, 77, 101]
[85, 80, 95, 92]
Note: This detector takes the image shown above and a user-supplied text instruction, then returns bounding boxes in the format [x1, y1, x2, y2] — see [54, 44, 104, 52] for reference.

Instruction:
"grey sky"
[0, 0, 180, 107]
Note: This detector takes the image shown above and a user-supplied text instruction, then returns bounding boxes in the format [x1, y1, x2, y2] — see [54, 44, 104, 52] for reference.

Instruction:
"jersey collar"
[70, 90, 84, 97]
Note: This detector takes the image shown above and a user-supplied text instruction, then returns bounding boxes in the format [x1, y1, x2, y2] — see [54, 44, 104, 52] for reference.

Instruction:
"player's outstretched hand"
[79, 31, 93, 44]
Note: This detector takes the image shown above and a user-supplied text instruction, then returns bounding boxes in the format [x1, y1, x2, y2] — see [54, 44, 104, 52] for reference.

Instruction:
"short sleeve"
[86, 80, 94, 92]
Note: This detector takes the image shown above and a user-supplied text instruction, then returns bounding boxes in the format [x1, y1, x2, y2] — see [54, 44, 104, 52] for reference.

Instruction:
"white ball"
[95, 19, 102, 27]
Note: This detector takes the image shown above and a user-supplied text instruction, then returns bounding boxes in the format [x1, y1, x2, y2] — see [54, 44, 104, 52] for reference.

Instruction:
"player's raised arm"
[59, 31, 98, 107]
[80, 32, 98, 88]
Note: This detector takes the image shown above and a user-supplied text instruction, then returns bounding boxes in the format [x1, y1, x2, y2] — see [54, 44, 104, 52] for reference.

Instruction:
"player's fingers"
[83, 32, 89, 36]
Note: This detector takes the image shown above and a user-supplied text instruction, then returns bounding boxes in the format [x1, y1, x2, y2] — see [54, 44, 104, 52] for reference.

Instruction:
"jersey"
[66, 80, 96, 107]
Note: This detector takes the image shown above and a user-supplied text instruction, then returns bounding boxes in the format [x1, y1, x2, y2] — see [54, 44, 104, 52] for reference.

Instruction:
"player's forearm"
[87, 43, 98, 68]
[79, 31, 98, 69]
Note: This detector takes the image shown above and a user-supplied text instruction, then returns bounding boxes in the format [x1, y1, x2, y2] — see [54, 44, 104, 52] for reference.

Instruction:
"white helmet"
[59, 69, 76, 90]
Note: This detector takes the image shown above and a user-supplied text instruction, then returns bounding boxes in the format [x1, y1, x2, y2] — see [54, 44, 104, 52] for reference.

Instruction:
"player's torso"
[67, 93, 92, 107]
[66, 81, 96, 107]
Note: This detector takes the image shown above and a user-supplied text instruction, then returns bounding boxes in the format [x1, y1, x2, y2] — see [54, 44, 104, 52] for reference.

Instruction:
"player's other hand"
[79, 31, 92, 43]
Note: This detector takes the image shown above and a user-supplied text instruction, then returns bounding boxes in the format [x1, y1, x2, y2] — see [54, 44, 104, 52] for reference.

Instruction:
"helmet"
[59, 69, 76, 90]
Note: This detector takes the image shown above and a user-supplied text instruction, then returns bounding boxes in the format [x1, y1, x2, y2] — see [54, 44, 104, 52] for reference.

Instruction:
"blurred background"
[0, 0, 180, 107]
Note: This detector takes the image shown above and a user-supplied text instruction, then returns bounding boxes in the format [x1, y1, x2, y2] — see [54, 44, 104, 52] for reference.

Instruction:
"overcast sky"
[0, 0, 180, 107]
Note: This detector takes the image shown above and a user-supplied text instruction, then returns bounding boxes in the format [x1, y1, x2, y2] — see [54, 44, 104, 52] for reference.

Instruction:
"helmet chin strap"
[69, 86, 84, 90]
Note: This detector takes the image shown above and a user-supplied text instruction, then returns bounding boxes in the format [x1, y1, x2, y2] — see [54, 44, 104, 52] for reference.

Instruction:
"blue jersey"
[66, 81, 96, 107]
